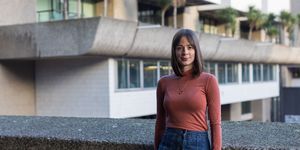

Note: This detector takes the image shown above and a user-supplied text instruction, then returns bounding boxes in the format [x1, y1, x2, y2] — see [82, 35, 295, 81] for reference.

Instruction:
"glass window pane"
[263, 64, 269, 81]
[160, 61, 171, 77]
[68, 0, 79, 18]
[269, 65, 273, 80]
[204, 62, 209, 72]
[209, 63, 216, 75]
[272, 65, 276, 80]
[227, 63, 238, 83]
[129, 60, 140, 88]
[242, 101, 251, 114]
[82, 1, 95, 18]
[242, 64, 250, 82]
[144, 61, 158, 88]
[218, 63, 226, 84]
[37, 0, 52, 22]
[118, 60, 128, 89]
[253, 64, 261, 82]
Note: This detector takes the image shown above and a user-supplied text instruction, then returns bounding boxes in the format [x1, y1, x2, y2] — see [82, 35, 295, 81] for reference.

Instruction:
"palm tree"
[246, 6, 266, 40]
[266, 26, 278, 42]
[279, 11, 296, 45]
[217, 7, 238, 37]
[263, 13, 278, 42]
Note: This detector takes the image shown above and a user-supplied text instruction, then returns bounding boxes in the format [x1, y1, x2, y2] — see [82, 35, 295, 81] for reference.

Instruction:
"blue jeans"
[158, 127, 211, 150]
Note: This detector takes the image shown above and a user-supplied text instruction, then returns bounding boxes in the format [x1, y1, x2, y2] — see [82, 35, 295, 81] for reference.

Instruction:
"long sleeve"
[154, 79, 166, 150]
[206, 75, 222, 150]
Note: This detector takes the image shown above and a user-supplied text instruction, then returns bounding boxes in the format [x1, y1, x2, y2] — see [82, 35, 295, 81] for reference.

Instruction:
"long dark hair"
[171, 29, 204, 77]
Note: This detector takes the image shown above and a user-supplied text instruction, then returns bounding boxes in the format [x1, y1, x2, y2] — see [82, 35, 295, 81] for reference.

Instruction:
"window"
[242, 63, 250, 82]
[117, 59, 172, 89]
[218, 63, 226, 84]
[227, 63, 238, 83]
[129, 60, 140, 88]
[160, 61, 171, 77]
[289, 67, 300, 78]
[263, 64, 272, 81]
[36, 0, 98, 22]
[253, 64, 262, 82]
[241, 101, 251, 114]
[117, 59, 141, 89]
[205, 62, 216, 75]
[117, 60, 128, 89]
[217, 63, 238, 84]
[144, 61, 158, 88]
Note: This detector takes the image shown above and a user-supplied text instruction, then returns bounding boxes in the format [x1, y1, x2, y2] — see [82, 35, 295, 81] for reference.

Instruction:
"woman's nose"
[182, 47, 188, 54]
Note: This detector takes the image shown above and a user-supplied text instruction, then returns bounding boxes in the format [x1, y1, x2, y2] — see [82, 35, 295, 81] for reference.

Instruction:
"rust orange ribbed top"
[155, 70, 222, 150]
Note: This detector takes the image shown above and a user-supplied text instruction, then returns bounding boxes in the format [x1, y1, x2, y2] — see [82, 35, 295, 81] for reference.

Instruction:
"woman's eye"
[188, 46, 193, 49]
[176, 46, 183, 51]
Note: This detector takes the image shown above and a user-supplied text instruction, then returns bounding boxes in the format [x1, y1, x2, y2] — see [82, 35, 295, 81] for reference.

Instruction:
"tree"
[263, 13, 278, 42]
[217, 7, 238, 37]
[279, 11, 296, 46]
[246, 6, 266, 40]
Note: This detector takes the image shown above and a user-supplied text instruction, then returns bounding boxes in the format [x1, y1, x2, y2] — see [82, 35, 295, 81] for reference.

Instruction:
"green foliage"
[266, 26, 278, 39]
[279, 10, 296, 33]
[263, 13, 278, 40]
[247, 6, 266, 30]
[216, 7, 238, 36]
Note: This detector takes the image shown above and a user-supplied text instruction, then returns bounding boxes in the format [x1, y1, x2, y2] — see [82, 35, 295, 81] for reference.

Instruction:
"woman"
[154, 29, 222, 150]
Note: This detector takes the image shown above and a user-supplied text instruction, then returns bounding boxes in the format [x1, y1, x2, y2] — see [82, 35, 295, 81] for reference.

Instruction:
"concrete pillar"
[182, 6, 200, 31]
[281, 66, 292, 87]
[230, 102, 242, 121]
[113, 0, 138, 22]
[252, 99, 271, 122]
[0, 61, 35, 115]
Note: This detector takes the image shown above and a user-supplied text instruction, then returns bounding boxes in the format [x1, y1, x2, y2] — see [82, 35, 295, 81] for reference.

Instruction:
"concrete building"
[0, 0, 299, 122]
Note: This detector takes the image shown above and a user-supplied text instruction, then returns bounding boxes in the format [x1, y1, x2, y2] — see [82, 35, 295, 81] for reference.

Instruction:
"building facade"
[1, 0, 299, 122]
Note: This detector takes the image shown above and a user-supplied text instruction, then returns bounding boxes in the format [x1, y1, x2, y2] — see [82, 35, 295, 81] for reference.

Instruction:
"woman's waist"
[164, 127, 208, 137]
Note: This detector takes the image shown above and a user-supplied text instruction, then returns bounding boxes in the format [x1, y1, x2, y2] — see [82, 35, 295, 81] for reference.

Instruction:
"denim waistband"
[166, 127, 208, 135]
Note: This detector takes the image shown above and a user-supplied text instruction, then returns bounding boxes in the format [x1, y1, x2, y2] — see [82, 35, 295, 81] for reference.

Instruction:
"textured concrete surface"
[1, 17, 300, 64]
[35, 58, 110, 118]
[0, 0, 36, 26]
[0, 116, 300, 149]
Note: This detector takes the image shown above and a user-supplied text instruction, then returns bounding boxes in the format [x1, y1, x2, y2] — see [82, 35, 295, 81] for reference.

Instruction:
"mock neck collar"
[182, 69, 193, 77]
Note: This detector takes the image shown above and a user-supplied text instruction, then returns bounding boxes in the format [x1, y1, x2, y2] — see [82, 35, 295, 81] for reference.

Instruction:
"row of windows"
[117, 59, 277, 89]
[117, 59, 172, 89]
[205, 62, 277, 84]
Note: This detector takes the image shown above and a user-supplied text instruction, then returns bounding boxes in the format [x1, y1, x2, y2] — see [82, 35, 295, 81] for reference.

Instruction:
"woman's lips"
[181, 58, 189, 61]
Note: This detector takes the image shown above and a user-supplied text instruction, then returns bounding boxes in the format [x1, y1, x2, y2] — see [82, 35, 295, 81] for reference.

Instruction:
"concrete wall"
[35, 57, 110, 117]
[0, 0, 36, 26]
[0, 61, 35, 115]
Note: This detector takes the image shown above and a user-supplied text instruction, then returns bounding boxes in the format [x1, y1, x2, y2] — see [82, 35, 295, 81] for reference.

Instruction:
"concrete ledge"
[0, 116, 300, 149]
[2, 17, 300, 64]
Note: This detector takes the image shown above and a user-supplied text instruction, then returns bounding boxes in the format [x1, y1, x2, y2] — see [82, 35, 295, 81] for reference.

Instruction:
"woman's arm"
[154, 79, 166, 150]
[206, 75, 222, 150]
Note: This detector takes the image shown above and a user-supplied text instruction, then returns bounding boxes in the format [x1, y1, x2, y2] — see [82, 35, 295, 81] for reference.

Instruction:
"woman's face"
[175, 36, 195, 71]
